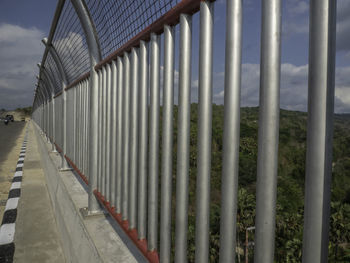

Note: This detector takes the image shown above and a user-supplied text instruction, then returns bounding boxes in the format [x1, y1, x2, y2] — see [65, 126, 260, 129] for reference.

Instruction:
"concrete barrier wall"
[33, 123, 144, 263]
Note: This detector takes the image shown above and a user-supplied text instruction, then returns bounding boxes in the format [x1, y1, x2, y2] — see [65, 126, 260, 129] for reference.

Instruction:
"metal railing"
[31, 0, 337, 262]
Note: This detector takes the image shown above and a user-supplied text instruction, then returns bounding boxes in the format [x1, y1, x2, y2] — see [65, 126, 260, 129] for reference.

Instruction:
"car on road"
[6, 115, 14, 122]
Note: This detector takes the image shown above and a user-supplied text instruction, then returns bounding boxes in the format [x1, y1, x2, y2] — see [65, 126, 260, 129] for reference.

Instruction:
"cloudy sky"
[0, 0, 350, 112]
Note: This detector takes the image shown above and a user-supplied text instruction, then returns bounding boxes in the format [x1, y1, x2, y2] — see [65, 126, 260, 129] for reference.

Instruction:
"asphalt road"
[0, 121, 25, 165]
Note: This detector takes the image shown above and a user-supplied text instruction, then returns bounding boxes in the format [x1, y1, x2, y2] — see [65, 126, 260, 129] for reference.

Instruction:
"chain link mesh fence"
[41, 0, 181, 90]
[51, 0, 90, 84]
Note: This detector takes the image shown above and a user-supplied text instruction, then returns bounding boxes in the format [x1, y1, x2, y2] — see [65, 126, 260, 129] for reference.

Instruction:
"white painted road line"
[14, 171, 23, 178]
[5, 198, 20, 211]
[10, 182, 21, 190]
[0, 223, 15, 245]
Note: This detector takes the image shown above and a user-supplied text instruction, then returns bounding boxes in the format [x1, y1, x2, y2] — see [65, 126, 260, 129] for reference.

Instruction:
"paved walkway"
[13, 122, 65, 262]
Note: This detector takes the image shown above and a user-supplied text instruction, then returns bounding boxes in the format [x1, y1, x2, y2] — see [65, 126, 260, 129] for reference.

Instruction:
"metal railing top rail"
[95, 0, 210, 71]
[65, 72, 90, 91]
[53, 90, 63, 99]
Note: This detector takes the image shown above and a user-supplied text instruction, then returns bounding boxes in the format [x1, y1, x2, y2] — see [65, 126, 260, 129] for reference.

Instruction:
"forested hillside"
[167, 104, 350, 262]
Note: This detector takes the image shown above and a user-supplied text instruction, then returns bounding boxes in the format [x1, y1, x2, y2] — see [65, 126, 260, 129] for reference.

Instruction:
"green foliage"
[168, 105, 350, 262]
[16, 106, 32, 116]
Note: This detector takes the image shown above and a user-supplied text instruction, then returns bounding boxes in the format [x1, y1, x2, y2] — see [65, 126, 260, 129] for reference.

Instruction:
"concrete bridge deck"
[0, 121, 146, 263]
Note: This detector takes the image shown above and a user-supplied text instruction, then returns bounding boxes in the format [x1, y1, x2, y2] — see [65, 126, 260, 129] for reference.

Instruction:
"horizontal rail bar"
[53, 91, 63, 99]
[65, 72, 90, 91]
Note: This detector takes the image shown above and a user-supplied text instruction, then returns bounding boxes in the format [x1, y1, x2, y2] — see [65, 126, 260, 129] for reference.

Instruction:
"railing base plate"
[79, 207, 106, 219]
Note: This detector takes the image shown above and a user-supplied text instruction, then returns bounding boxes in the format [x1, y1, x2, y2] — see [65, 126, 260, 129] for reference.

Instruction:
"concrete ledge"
[33, 123, 146, 263]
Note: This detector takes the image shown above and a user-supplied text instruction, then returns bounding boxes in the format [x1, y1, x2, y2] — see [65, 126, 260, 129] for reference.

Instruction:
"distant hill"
[169, 104, 350, 262]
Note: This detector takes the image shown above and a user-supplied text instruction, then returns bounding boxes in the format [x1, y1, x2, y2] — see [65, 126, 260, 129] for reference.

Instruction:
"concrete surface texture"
[13, 122, 65, 262]
[0, 122, 25, 223]
[32, 122, 147, 263]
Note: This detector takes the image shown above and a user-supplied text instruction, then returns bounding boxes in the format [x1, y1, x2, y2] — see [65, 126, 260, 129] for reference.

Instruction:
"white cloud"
[288, 1, 308, 16]
[282, 22, 309, 36]
[213, 63, 350, 113]
[282, 0, 309, 37]
[337, 0, 350, 52]
[0, 23, 44, 110]
[52, 32, 87, 82]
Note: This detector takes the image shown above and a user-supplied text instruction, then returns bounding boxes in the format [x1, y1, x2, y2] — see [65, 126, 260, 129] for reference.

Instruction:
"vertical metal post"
[175, 13, 192, 263]
[83, 82, 86, 174]
[78, 84, 81, 168]
[116, 57, 124, 214]
[80, 83, 83, 169]
[85, 79, 90, 179]
[71, 0, 102, 213]
[110, 61, 117, 207]
[51, 96, 57, 152]
[148, 33, 160, 251]
[122, 52, 131, 220]
[254, 0, 281, 262]
[160, 24, 175, 263]
[302, 0, 336, 262]
[88, 67, 101, 213]
[43, 47, 69, 170]
[98, 70, 103, 191]
[41, 66, 57, 152]
[219, 0, 243, 262]
[137, 40, 148, 239]
[195, 2, 214, 262]
[101, 66, 107, 196]
[105, 64, 112, 200]
[74, 87, 77, 162]
[129, 47, 139, 230]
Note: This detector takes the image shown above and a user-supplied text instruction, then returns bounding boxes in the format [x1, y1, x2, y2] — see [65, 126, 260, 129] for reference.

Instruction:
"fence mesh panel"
[44, 52, 64, 95]
[86, 0, 180, 59]
[52, 0, 90, 84]
[40, 0, 182, 89]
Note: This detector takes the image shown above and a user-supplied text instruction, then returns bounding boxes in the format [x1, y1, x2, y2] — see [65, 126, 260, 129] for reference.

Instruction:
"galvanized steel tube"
[90, 70, 102, 212]
[129, 47, 139, 230]
[101, 66, 107, 196]
[73, 87, 77, 163]
[121, 52, 131, 220]
[302, 0, 337, 262]
[116, 57, 123, 214]
[61, 88, 69, 169]
[110, 61, 117, 207]
[219, 0, 243, 262]
[78, 84, 81, 166]
[137, 40, 148, 239]
[105, 63, 112, 200]
[175, 13, 192, 263]
[254, 0, 282, 262]
[195, 2, 214, 262]
[148, 33, 160, 251]
[98, 70, 103, 191]
[71, 0, 102, 213]
[160, 24, 175, 263]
